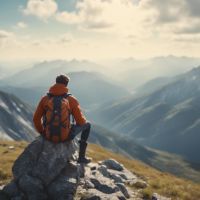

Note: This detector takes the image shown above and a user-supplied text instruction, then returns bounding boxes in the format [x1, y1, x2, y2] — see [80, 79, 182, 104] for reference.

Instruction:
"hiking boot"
[78, 140, 91, 164]
[77, 157, 91, 164]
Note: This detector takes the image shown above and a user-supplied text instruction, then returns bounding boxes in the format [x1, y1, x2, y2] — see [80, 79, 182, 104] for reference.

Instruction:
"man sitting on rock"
[33, 74, 91, 164]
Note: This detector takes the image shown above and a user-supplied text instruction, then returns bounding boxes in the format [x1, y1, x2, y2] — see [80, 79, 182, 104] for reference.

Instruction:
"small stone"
[90, 166, 97, 171]
[151, 193, 171, 200]
[110, 174, 124, 183]
[98, 165, 123, 183]
[152, 193, 158, 199]
[133, 180, 147, 189]
[118, 173, 128, 180]
[0, 185, 5, 190]
[98, 165, 110, 177]
[85, 180, 95, 189]
[116, 183, 130, 198]
[8, 146, 15, 150]
[81, 194, 101, 200]
[90, 178, 119, 194]
[101, 159, 124, 171]
[92, 171, 96, 176]
[80, 189, 123, 200]
[117, 195, 126, 200]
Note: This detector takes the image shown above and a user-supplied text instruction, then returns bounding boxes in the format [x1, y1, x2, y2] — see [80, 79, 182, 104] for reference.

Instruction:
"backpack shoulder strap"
[63, 93, 72, 98]
[47, 93, 54, 99]
[62, 93, 75, 124]
[46, 93, 72, 98]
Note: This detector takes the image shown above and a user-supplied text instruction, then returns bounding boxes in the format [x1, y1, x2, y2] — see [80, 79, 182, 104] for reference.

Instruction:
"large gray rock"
[3, 181, 20, 198]
[0, 190, 10, 200]
[13, 136, 78, 185]
[12, 138, 43, 180]
[48, 162, 78, 200]
[3, 136, 79, 200]
[18, 174, 47, 200]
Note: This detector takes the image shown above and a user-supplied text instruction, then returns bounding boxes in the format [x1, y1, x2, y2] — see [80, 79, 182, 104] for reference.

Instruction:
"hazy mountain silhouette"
[92, 66, 200, 163]
[0, 61, 129, 108]
[1, 60, 105, 87]
[115, 56, 200, 90]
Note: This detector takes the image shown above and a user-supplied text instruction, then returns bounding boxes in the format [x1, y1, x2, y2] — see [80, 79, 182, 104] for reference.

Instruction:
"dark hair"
[56, 74, 70, 86]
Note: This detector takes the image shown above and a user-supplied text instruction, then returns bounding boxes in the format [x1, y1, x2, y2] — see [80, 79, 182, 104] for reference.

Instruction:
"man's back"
[33, 74, 91, 163]
[33, 83, 86, 136]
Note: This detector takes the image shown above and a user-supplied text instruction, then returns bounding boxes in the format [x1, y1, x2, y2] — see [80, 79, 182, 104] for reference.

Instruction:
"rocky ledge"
[0, 136, 169, 200]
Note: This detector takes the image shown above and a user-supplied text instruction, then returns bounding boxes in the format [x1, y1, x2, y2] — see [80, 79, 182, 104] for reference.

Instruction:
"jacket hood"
[49, 83, 69, 96]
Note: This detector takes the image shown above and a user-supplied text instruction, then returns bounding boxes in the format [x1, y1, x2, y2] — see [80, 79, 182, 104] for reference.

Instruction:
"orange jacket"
[33, 83, 87, 134]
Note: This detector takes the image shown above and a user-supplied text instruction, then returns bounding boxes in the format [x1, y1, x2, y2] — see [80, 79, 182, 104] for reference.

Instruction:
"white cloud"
[54, 0, 152, 39]
[0, 30, 13, 39]
[23, 0, 57, 20]
[21, 0, 200, 36]
[56, 12, 82, 25]
[16, 22, 28, 29]
[56, 0, 114, 29]
[0, 30, 16, 49]
[141, 0, 200, 34]
[1, 0, 200, 61]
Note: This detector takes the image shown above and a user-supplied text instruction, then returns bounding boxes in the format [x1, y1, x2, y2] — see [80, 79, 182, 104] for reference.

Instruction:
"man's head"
[56, 74, 70, 86]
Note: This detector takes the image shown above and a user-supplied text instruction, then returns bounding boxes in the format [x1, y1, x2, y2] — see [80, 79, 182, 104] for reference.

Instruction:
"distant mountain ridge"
[0, 60, 129, 108]
[0, 91, 37, 141]
[115, 56, 200, 90]
[1, 60, 105, 87]
[92, 66, 200, 163]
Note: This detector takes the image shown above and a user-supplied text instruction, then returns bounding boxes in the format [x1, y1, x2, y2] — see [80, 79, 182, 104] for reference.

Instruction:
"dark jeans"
[69, 122, 91, 141]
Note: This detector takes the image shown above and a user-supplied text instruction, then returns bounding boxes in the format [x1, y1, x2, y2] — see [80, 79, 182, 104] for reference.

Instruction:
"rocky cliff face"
[0, 91, 37, 141]
[0, 137, 169, 200]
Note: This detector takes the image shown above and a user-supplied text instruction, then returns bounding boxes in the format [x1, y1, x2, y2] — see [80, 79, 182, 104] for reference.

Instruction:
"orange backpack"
[43, 93, 72, 143]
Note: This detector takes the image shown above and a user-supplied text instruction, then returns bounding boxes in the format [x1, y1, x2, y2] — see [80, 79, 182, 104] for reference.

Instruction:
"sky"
[0, 0, 200, 62]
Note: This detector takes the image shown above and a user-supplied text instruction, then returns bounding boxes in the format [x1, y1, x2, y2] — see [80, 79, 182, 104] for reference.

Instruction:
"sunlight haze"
[0, 0, 200, 63]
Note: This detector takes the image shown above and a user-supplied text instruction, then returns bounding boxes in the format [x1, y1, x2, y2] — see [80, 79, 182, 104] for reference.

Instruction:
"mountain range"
[0, 89, 199, 182]
[91, 66, 200, 163]
[114, 56, 200, 90]
[0, 60, 129, 108]
[0, 60, 104, 87]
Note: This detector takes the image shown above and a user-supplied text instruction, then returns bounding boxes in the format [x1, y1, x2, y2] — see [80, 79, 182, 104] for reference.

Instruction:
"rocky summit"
[0, 136, 169, 200]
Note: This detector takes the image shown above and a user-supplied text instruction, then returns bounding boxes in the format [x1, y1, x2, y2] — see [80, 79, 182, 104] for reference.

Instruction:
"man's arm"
[69, 96, 87, 125]
[33, 97, 46, 134]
